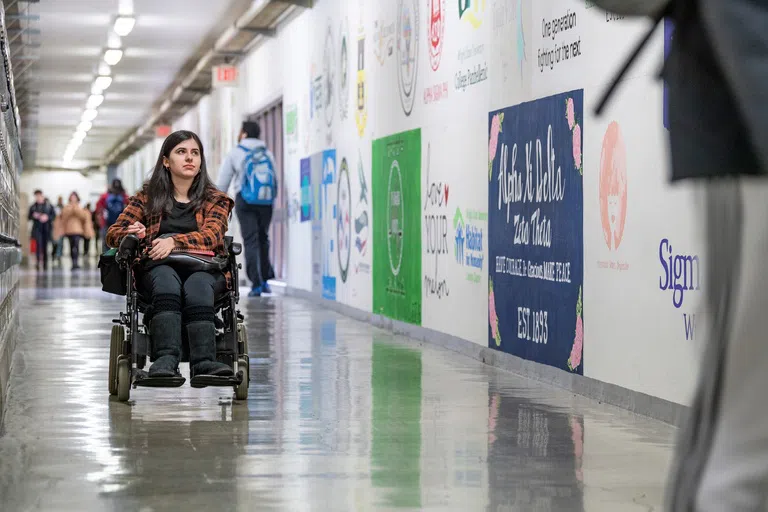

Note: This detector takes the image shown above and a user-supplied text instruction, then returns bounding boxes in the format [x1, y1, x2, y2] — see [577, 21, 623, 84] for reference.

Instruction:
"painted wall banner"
[310, 151, 324, 295]
[373, 129, 422, 325]
[300, 157, 312, 222]
[397, 0, 420, 117]
[488, 90, 584, 374]
[354, 150, 371, 275]
[339, 17, 350, 121]
[356, 23, 367, 136]
[337, 157, 352, 283]
[321, 150, 337, 300]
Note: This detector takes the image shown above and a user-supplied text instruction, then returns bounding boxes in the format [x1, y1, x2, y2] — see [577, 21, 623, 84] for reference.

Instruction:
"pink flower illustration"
[568, 316, 583, 371]
[566, 98, 575, 130]
[572, 123, 582, 171]
[568, 287, 583, 371]
[489, 279, 501, 346]
[488, 112, 504, 180]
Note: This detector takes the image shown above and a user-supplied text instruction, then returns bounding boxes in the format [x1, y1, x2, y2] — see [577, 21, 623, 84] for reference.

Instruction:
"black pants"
[141, 265, 226, 317]
[83, 237, 91, 256]
[67, 235, 82, 267]
[34, 226, 50, 268]
[235, 194, 275, 287]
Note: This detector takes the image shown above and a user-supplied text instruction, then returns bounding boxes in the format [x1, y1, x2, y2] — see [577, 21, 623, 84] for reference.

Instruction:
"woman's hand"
[125, 221, 146, 239]
[149, 237, 176, 261]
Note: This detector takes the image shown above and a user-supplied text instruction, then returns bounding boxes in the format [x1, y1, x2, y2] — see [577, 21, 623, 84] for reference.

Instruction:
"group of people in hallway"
[28, 179, 129, 271]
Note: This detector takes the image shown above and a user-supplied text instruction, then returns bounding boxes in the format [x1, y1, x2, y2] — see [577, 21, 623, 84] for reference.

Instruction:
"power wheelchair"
[107, 234, 249, 402]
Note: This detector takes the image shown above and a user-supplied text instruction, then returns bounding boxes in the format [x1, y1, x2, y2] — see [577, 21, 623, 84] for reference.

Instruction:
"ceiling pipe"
[108, 0, 273, 162]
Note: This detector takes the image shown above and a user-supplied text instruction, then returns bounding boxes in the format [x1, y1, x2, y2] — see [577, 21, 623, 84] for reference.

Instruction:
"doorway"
[246, 99, 286, 281]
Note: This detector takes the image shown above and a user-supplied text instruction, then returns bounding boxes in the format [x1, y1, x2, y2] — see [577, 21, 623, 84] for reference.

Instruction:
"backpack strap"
[594, 1, 675, 116]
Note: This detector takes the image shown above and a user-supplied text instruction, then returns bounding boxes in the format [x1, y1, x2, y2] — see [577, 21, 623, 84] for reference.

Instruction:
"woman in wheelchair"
[106, 130, 235, 385]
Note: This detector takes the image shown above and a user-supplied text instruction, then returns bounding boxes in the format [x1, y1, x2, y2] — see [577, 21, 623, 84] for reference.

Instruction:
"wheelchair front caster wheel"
[117, 358, 131, 402]
[234, 357, 249, 401]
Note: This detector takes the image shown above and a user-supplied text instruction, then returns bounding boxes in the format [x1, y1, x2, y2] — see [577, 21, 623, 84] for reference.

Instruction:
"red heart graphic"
[444, 185, 449, 205]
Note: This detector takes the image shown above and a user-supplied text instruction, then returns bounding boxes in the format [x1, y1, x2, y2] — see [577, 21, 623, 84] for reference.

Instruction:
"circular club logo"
[397, 0, 419, 116]
[428, 0, 445, 71]
[323, 24, 335, 128]
[599, 121, 628, 251]
[337, 158, 352, 283]
[339, 18, 350, 120]
[387, 159, 405, 276]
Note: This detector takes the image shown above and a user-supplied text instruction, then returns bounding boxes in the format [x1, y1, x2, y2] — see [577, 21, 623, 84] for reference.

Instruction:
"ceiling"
[13, 0, 252, 170]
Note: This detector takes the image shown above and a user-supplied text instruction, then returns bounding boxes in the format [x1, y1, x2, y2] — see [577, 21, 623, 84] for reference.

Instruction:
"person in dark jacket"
[28, 189, 56, 270]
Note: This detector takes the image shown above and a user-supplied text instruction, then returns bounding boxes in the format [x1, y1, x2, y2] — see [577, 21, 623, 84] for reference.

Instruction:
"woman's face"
[69, 193, 79, 204]
[163, 138, 201, 181]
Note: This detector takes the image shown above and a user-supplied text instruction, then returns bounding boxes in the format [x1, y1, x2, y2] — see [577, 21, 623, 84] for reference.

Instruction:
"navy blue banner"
[488, 90, 584, 374]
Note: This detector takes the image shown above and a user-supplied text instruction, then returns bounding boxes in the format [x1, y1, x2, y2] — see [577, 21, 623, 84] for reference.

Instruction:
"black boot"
[187, 320, 234, 385]
[148, 311, 182, 377]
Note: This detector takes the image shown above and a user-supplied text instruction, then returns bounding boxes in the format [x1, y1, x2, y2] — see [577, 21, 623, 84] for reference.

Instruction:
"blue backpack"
[239, 145, 277, 205]
[105, 193, 125, 226]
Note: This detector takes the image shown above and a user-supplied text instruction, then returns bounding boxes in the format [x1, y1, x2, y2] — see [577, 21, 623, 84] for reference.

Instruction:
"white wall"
[121, 0, 703, 406]
[20, 169, 107, 209]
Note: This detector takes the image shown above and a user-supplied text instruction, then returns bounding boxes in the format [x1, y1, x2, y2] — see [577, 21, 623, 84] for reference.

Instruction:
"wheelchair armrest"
[142, 251, 227, 274]
[231, 243, 242, 256]
[116, 234, 141, 265]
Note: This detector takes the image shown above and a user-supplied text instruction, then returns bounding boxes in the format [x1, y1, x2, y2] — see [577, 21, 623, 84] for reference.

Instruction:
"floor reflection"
[487, 388, 585, 511]
[371, 339, 422, 509]
[0, 275, 676, 511]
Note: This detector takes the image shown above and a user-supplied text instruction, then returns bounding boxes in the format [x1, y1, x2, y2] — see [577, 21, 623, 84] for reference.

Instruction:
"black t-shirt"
[158, 199, 198, 236]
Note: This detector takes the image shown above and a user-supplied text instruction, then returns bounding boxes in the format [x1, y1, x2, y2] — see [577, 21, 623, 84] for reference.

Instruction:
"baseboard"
[281, 285, 688, 427]
[0, 285, 18, 430]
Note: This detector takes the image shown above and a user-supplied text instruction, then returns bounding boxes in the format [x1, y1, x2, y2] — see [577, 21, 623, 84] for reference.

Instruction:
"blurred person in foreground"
[663, 0, 768, 510]
[592, 0, 768, 509]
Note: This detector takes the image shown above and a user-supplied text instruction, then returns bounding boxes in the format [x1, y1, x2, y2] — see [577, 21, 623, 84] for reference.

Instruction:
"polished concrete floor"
[0, 261, 678, 511]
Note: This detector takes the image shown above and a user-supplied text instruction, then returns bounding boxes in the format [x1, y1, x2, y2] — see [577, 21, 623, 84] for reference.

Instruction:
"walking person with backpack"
[217, 121, 277, 297]
[95, 179, 129, 253]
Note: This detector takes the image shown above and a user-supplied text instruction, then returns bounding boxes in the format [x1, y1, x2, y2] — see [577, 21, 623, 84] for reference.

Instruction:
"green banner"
[372, 128, 422, 325]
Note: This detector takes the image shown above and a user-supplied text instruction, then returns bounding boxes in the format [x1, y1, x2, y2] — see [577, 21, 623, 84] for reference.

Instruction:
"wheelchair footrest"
[189, 370, 244, 389]
[133, 370, 186, 388]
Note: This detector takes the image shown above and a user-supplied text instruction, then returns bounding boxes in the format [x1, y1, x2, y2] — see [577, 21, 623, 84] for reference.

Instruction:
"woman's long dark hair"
[143, 130, 215, 218]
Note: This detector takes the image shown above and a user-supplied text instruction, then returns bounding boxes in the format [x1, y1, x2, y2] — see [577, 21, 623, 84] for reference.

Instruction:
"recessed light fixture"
[93, 75, 112, 93]
[82, 109, 98, 122]
[114, 15, 136, 37]
[104, 49, 123, 66]
[86, 94, 104, 109]
[77, 121, 92, 132]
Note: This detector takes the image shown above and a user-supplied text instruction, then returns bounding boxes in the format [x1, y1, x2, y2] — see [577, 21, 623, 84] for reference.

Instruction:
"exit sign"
[213, 65, 239, 88]
[155, 125, 172, 138]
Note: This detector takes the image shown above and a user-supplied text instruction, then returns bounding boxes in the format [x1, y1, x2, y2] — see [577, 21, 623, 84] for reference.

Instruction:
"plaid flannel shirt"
[106, 187, 234, 257]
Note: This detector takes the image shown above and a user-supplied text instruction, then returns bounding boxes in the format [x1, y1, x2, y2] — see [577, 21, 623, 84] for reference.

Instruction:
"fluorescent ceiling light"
[77, 121, 92, 132]
[82, 109, 98, 122]
[104, 49, 123, 66]
[86, 94, 104, 109]
[73, 130, 87, 141]
[114, 16, 135, 37]
[93, 75, 113, 93]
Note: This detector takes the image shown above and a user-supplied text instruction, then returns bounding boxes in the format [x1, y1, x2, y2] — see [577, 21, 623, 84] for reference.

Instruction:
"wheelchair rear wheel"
[109, 325, 125, 395]
[234, 323, 249, 401]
